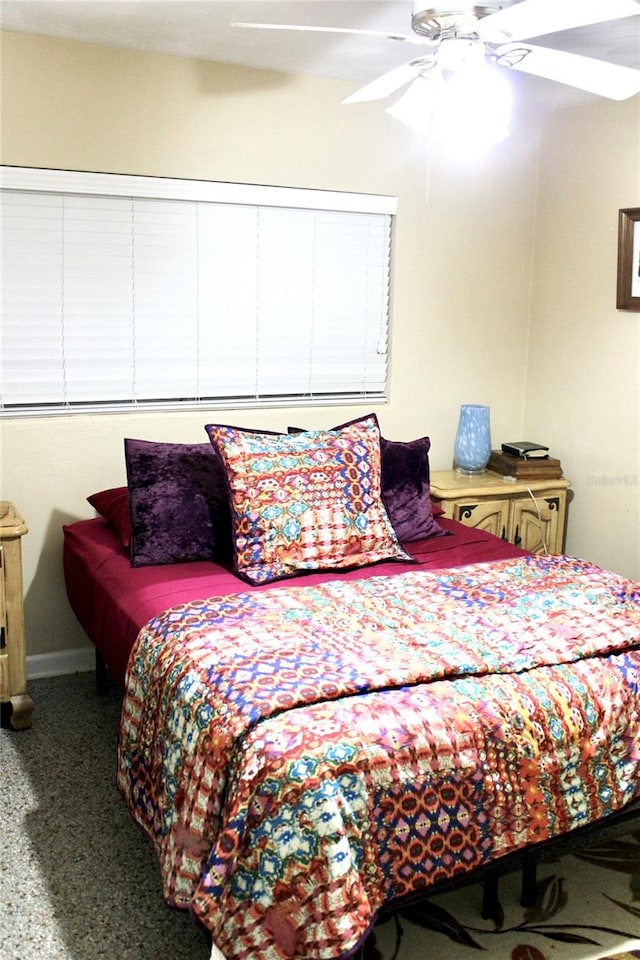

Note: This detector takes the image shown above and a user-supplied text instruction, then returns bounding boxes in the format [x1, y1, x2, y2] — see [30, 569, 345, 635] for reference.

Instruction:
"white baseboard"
[27, 648, 95, 680]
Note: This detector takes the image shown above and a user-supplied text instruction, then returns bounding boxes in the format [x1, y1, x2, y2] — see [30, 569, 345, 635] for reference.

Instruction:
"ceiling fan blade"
[499, 43, 640, 99]
[342, 60, 427, 104]
[386, 78, 435, 135]
[231, 22, 422, 43]
[477, 0, 640, 43]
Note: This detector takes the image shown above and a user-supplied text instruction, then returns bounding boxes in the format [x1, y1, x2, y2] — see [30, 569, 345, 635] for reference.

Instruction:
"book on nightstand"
[489, 450, 563, 479]
[501, 441, 550, 459]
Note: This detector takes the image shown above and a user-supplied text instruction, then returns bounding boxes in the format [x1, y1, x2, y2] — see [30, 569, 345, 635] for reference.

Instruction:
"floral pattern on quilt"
[117, 554, 640, 960]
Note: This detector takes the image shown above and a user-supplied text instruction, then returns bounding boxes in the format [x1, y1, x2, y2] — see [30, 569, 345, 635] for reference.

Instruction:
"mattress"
[63, 516, 527, 686]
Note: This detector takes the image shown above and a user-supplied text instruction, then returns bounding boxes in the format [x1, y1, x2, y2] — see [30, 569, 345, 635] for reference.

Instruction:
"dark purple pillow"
[124, 438, 230, 567]
[379, 436, 448, 543]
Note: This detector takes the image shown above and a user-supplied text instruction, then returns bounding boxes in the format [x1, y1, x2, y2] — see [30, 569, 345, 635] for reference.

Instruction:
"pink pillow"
[87, 486, 131, 548]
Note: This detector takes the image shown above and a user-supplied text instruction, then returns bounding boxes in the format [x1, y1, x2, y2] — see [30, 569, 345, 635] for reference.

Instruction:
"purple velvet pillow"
[124, 438, 230, 567]
[379, 435, 447, 543]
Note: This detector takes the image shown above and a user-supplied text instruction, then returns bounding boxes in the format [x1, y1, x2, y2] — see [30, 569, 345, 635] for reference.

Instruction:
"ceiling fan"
[233, 0, 640, 105]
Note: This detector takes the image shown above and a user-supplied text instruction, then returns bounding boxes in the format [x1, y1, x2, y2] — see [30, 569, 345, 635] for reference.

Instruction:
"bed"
[62, 416, 640, 960]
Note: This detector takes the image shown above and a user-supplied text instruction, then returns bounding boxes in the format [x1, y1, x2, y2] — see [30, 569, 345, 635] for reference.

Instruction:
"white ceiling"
[1, 1, 639, 104]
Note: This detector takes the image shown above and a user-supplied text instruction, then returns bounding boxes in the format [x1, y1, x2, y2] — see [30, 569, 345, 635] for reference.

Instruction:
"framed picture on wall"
[616, 207, 640, 311]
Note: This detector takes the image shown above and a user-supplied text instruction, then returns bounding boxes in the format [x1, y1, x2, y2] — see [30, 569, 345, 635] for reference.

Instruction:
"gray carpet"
[1, 673, 639, 960]
[1, 673, 210, 960]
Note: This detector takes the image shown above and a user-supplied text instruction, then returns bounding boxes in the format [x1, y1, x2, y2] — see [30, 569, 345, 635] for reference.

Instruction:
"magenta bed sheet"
[63, 517, 526, 685]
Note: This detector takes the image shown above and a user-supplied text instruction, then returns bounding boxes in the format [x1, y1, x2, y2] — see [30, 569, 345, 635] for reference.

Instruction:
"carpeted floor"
[1, 672, 639, 960]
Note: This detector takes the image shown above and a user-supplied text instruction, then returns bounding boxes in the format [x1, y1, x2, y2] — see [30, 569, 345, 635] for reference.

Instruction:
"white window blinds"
[0, 168, 395, 416]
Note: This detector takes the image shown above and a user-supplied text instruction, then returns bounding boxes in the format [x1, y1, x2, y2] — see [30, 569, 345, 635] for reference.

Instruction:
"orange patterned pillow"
[205, 414, 410, 585]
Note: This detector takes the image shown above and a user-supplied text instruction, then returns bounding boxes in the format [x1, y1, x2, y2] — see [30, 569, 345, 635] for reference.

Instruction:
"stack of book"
[489, 441, 563, 479]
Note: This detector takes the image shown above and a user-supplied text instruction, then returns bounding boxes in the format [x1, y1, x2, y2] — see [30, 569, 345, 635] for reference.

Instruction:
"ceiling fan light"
[386, 63, 511, 151]
[434, 63, 512, 149]
[437, 37, 486, 73]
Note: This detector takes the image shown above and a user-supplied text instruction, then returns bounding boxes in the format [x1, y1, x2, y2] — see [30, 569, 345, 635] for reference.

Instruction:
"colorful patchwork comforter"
[117, 555, 640, 960]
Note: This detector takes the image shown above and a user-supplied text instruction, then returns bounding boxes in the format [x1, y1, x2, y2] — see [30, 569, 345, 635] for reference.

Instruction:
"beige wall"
[525, 97, 640, 578]
[0, 30, 637, 669]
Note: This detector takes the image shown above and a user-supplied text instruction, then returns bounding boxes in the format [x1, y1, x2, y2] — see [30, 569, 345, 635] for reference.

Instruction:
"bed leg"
[521, 847, 538, 906]
[95, 650, 108, 696]
[481, 866, 499, 920]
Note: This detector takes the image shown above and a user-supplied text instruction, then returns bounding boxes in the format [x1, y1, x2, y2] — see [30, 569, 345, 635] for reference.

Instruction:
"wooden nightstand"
[430, 470, 571, 555]
[0, 502, 34, 729]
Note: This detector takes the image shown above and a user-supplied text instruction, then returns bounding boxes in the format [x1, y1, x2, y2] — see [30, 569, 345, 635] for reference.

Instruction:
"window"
[0, 167, 395, 417]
